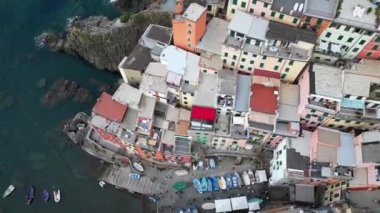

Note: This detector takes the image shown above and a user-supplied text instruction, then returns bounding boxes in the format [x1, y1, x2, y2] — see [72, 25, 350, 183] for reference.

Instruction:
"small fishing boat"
[178, 208, 185, 213]
[209, 158, 216, 169]
[218, 176, 227, 190]
[242, 171, 251, 186]
[191, 206, 199, 213]
[192, 162, 198, 171]
[248, 169, 255, 185]
[53, 189, 60, 203]
[42, 190, 49, 202]
[185, 208, 192, 213]
[2, 185, 15, 198]
[132, 162, 144, 173]
[206, 177, 213, 192]
[175, 169, 189, 176]
[99, 181, 106, 188]
[200, 177, 207, 193]
[192, 179, 202, 194]
[231, 175, 238, 188]
[234, 171, 242, 188]
[201, 202, 215, 210]
[203, 158, 209, 170]
[212, 176, 220, 191]
[26, 186, 35, 205]
[129, 173, 141, 181]
[225, 175, 232, 189]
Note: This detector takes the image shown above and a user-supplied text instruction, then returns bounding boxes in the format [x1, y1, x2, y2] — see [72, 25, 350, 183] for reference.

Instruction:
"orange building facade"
[299, 16, 331, 37]
[357, 35, 380, 60]
[172, 3, 207, 52]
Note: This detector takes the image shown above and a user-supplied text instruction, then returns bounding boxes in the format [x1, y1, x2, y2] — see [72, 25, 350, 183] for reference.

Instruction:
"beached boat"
[209, 158, 216, 169]
[242, 171, 251, 186]
[178, 208, 184, 213]
[132, 162, 144, 173]
[26, 186, 35, 205]
[175, 170, 189, 176]
[231, 175, 238, 188]
[234, 172, 242, 188]
[207, 177, 213, 192]
[129, 173, 141, 180]
[191, 206, 199, 213]
[185, 208, 192, 213]
[99, 181, 106, 188]
[42, 190, 49, 202]
[212, 176, 220, 191]
[200, 177, 207, 193]
[193, 179, 202, 194]
[53, 189, 60, 203]
[248, 169, 255, 185]
[225, 175, 232, 189]
[2, 185, 15, 198]
[192, 162, 198, 171]
[218, 176, 227, 190]
[201, 202, 215, 210]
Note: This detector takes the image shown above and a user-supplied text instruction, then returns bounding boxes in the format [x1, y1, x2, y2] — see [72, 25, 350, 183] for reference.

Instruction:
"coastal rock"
[39, 10, 172, 71]
[41, 79, 78, 108]
[74, 87, 92, 103]
[111, 0, 152, 11]
[0, 91, 16, 110]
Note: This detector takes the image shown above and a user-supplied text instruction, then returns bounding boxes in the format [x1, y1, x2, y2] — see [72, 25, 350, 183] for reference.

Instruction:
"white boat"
[201, 202, 216, 210]
[53, 190, 61, 203]
[175, 169, 189, 176]
[248, 169, 255, 185]
[99, 181, 106, 188]
[242, 171, 251, 186]
[132, 162, 144, 173]
[218, 176, 227, 190]
[2, 185, 15, 198]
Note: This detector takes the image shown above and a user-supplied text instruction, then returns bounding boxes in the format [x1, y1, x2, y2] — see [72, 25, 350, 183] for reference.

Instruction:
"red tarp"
[93, 92, 127, 122]
[250, 84, 278, 114]
[191, 106, 216, 121]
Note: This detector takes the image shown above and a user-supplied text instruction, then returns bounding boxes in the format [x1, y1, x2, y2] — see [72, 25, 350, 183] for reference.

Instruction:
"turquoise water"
[0, 0, 143, 212]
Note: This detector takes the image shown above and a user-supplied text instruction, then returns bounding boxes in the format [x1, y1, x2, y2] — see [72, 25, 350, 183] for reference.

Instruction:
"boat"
[175, 169, 189, 176]
[209, 158, 216, 169]
[53, 189, 60, 203]
[178, 208, 185, 213]
[201, 202, 216, 210]
[234, 171, 242, 188]
[190, 206, 199, 213]
[192, 179, 202, 194]
[242, 171, 251, 186]
[129, 173, 141, 180]
[248, 169, 255, 185]
[212, 176, 220, 191]
[218, 176, 227, 190]
[26, 186, 35, 205]
[203, 158, 209, 170]
[132, 162, 144, 173]
[231, 175, 238, 188]
[225, 175, 232, 189]
[192, 162, 198, 171]
[198, 161, 204, 170]
[200, 177, 207, 192]
[185, 208, 192, 213]
[207, 177, 213, 192]
[42, 190, 49, 202]
[99, 181, 106, 188]
[2, 185, 15, 198]
[173, 182, 188, 191]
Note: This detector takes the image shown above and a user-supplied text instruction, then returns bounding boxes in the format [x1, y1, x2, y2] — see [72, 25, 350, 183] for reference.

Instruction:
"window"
[278, 58, 283, 62]
[240, 65, 244, 69]
[284, 68, 290, 72]
[292, 18, 298, 24]
[262, 55, 267, 60]
[344, 26, 350, 31]
[187, 30, 192, 34]
[326, 32, 332, 38]
[375, 36, 380, 42]
[233, 55, 237, 60]
[252, 54, 257, 58]
[359, 40, 366, 45]
[246, 38, 251, 44]
[241, 58, 246, 62]
[231, 9, 235, 14]
[264, 2, 269, 8]
[243, 51, 248, 55]
[223, 59, 227, 63]
[248, 67, 252, 71]
[255, 40, 261, 46]
[274, 65, 279, 71]
[241, 2, 246, 7]
[252, 0, 256, 3]
[347, 37, 354, 42]
[231, 61, 235, 66]
[311, 109, 316, 113]
[271, 11, 276, 17]
[316, 18, 323, 25]
[305, 16, 311, 23]
[261, 12, 265, 17]
[230, 31, 235, 36]
[232, 0, 237, 5]
[184, 101, 188, 105]
[334, 193, 340, 198]
[224, 52, 228, 57]
[352, 48, 359, 52]
[328, 124, 334, 127]
[305, 114, 311, 119]
[366, 52, 372, 57]
[259, 63, 264, 68]
[354, 28, 360, 33]
[279, 14, 284, 20]
[372, 45, 379, 50]
[366, 31, 374, 36]
[187, 43, 191, 47]
[337, 35, 343, 40]
[289, 60, 294, 65]
[250, 60, 254, 64]
[249, 8, 254, 13]
[236, 32, 244, 37]
[281, 73, 286, 79]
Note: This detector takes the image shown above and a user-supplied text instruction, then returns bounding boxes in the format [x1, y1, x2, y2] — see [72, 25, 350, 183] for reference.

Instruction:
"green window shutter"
[292, 18, 298, 24]
[224, 52, 228, 57]
[316, 18, 323, 25]
[359, 40, 366, 45]
[231, 8, 235, 14]
[274, 65, 279, 71]
[252, 0, 257, 4]
[337, 35, 343, 40]
[241, 2, 247, 7]
[289, 60, 294, 65]
[279, 14, 284, 20]
[347, 37, 354, 42]
[260, 63, 264, 68]
[372, 45, 378, 50]
[233, 55, 237, 60]
[232, 0, 238, 5]
[305, 16, 311, 23]
[281, 73, 286, 79]
[326, 32, 331, 38]
[249, 8, 254, 13]
[271, 11, 276, 17]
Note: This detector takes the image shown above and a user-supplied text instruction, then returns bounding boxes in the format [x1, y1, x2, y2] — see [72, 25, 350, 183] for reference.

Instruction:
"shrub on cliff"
[120, 12, 132, 23]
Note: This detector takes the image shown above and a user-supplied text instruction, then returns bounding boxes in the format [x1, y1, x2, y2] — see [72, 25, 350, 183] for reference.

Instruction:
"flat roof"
[310, 64, 343, 99]
[231, 196, 249, 211]
[119, 44, 152, 71]
[251, 84, 278, 114]
[217, 70, 237, 96]
[280, 83, 299, 106]
[266, 21, 317, 44]
[362, 141, 380, 163]
[175, 120, 190, 135]
[343, 70, 380, 98]
[334, 0, 378, 31]
[93, 92, 127, 122]
[182, 3, 206, 22]
[144, 62, 167, 77]
[160, 45, 187, 76]
[191, 106, 216, 121]
[215, 199, 232, 213]
[166, 106, 179, 122]
[278, 104, 300, 121]
[254, 68, 281, 79]
[139, 24, 173, 49]
[295, 184, 315, 203]
[229, 10, 269, 41]
[361, 131, 380, 143]
[338, 132, 356, 167]
[140, 74, 168, 95]
[235, 74, 251, 112]
[113, 83, 142, 109]
[288, 130, 312, 157]
[304, 0, 338, 20]
[199, 54, 223, 71]
[272, 0, 306, 18]
[179, 108, 191, 121]
[161, 130, 176, 146]
[196, 18, 228, 55]
[193, 73, 218, 108]
[139, 94, 156, 119]
[121, 108, 139, 130]
[183, 52, 200, 83]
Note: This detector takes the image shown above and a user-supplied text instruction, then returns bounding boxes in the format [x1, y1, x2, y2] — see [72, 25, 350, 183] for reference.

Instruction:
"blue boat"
[129, 173, 141, 181]
[178, 208, 184, 213]
[192, 179, 202, 194]
[207, 177, 213, 192]
[200, 177, 207, 193]
[26, 186, 35, 205]
[42, 190, 49, 202]
[212, 176, 220, 191]
[231, 175, 238, 189]
[185, 208, 192, 213]
[225, 175, 232, 189]
[234, 171, 242, 188]
[191, 206, 199, 213]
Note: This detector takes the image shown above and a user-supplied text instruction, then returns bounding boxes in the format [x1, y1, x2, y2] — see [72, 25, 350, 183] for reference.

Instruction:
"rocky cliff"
[38, 10, 171, 71]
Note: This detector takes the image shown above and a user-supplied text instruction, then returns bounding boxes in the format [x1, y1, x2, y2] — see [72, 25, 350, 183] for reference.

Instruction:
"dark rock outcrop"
[38, 10, 172, 71]
[111, 0, 152, 12]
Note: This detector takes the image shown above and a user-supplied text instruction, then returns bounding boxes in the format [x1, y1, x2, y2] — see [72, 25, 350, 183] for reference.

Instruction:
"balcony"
[263, 44, 310, 61]
[307, 99, 339, 114]
[314, 41, 344, 58]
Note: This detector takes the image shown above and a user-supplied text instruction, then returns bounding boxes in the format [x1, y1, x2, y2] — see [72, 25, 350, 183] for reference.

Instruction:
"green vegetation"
[120, 12, 132, 23]
[367, 7, 373, 14]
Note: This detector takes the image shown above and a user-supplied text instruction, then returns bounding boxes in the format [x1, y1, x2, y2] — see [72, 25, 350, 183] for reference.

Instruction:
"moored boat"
[234, 171, 242, 188]
[26, 186, 35, 205]
[53, 189, 61, 203]
[132, 162, 144, 173]
[200, 177, 207, 193]
[212, 176, 220, 191]
[219, 176, 227, 190]
[193, 179, 202, 194]
[99, 181, 106, 188]
[2, 185, 15, 198]
[225, 175, 232, 189]
[248, 169, 255, 185]
[242, 171, 251, 186]
[231, 175, 238, 188]
[42, 190, 49, 202]
[191, 206, 199, 213]
[207, 177, 213, 192]
[129, 173, 141, 180]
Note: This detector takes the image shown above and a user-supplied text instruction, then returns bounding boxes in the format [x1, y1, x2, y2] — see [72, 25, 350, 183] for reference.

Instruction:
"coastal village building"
[299, 0, 338, 37]
[172, 3, 207, 52]
[269, 0, 305, 27]
[222, 10, 316, 83]
[312, 0, 379, 65]
[299, 61, 380, 132]
[357, 34, 380, 60]
[205, 0, 226, 17]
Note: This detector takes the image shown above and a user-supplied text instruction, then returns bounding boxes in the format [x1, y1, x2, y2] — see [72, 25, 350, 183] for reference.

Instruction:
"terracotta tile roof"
[93, 92, 127, 122]
[250, 84, 278, 114]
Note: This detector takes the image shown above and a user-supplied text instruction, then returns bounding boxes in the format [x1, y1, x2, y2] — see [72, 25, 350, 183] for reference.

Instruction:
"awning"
[231, 196, 249, 211]
[215, 199, 232, 213]
[191, 106, 216, 121]
[341, 98, 365, 109]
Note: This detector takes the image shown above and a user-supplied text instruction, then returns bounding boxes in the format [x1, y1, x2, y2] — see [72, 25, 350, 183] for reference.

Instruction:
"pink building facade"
[357, 35, 380, 60]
